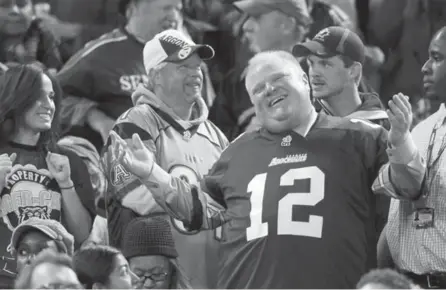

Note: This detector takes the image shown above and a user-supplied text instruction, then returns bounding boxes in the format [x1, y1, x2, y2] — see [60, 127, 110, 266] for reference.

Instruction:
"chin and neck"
[318, 85, 362, 117]
[266, 108, 317, 136]
[125, 17, 161, 43]
[126, 18, 183, 43]
[11, 128, 41, 146]
[157, 91, 197, 121]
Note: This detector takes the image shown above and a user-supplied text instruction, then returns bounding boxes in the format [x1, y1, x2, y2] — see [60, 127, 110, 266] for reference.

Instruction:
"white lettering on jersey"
[119, 74, 149, 91]
[268, 154, 308, 167]
[111, 164, 132, 186]
[1, 164, 62, 231]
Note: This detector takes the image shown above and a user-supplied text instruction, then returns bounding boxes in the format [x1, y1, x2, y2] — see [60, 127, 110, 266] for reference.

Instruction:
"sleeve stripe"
[372, 164, 399, 198]
[104, 122, 153, 148]
[59, 34, 127, 73]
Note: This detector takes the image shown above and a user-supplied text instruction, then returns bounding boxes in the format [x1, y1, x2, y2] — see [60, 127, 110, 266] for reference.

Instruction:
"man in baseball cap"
[235, 0, 312, 25]
[209, 0, 311, 142]
[294, 27, 390, 245]
[235, 0, 311, 53]
[293, 26, 365, 64]
[104, 27, 226, 289]
[9, 218, 75, 274]
[143, 29, 214, 74]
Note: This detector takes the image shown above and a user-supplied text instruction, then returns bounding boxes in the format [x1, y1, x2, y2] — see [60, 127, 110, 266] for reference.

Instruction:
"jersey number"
[246, 166, 325, 241]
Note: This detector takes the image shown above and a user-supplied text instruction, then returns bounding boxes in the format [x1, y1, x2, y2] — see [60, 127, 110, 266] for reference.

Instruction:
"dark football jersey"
[145, 113, 389, 289]
[203, 115, 389, 288]
[57, 28, 147, 119]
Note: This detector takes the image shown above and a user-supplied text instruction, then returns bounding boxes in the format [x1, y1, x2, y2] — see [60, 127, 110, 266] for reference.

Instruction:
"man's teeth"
[270, 96, 285, 106]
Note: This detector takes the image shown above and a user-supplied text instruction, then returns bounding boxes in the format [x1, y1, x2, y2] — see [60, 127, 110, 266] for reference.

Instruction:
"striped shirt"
[385, 104, 446, 273]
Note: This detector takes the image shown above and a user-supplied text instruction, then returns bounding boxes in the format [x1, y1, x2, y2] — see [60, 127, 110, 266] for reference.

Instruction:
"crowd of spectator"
[0, 0, 445, 289]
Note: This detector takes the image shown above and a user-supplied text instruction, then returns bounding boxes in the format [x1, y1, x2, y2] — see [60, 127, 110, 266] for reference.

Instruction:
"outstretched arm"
[108, 131, 229, 230]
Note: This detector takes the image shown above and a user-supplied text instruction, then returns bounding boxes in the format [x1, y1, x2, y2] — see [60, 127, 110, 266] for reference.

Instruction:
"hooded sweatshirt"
[102, 84, 228, 288]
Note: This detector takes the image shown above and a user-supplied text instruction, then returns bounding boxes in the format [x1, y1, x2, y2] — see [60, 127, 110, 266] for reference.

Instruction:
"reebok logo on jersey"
[268, 154, 307, 167]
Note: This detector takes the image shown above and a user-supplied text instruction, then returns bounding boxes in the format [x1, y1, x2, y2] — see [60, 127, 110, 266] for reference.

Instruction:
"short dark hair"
[340, 55, 355, 68]
[73, 245, 123, 289]
[356, 269, 415, 289]
[14, 250, 74, 289]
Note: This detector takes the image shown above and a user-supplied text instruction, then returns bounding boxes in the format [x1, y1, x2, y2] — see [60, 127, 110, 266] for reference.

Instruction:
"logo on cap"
[178, 46, 192, 60]
[314, 28, 330, 42]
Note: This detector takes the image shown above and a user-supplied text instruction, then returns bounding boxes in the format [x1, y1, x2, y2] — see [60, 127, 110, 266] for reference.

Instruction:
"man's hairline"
[245, 57, 304, 93]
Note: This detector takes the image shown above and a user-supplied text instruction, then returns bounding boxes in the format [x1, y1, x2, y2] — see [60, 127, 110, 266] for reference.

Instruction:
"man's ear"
[349, 62, 363, 86]
[125, 0, 138, 19]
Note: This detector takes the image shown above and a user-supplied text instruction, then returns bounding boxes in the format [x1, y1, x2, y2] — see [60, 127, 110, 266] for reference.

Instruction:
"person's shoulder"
[113, 104, 166, 141]
[219, 130, 261, 159]
[198, 120, 229, 150]
[59, 28, 128, 70]
[83, 28, 128, 51]
[317, 114, 387, 144]
[56, 145, 84, 164]
[319, 114, 383, 132]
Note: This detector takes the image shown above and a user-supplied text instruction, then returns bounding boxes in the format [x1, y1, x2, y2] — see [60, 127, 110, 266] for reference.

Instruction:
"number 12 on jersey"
[246, 166, 325, 241]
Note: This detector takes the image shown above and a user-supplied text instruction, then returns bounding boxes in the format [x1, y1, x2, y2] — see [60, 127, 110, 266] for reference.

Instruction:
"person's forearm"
[60, 182, 92, 244]
[372, 134, 426, 199]
[138, 163, 227, 231]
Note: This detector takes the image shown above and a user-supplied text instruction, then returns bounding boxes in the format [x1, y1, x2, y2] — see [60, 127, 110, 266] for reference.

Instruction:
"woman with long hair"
[73, 245, 133, 289]
[0, 64, 95, 288]
[123, 216, 192, 289]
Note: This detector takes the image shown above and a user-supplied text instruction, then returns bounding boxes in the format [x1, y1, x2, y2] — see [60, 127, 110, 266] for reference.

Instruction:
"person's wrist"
[391, 132, 409, 148]
[140, 159, 155, 181]
[58, 179, 74, 189]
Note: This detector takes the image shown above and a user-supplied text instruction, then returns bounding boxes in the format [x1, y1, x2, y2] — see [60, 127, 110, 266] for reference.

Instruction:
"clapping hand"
[46, 152, 72, 187]
[0, 153, 16, 190]
[108, 131, 155, 179]
[388, 93, 413, 147]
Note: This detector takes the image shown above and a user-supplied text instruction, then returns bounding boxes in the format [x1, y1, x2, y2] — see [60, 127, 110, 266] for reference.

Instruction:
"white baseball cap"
[143, 29, 215, 74]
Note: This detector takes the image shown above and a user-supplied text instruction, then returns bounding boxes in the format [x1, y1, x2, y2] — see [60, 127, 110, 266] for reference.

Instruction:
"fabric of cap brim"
[11, 225, 56, 250]
[292, 41, 335, 58]
[233, 0, 270, 16]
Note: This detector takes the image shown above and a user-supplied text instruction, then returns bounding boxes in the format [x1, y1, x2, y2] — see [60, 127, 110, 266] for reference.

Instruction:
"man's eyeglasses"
[133, 272, 169, 284]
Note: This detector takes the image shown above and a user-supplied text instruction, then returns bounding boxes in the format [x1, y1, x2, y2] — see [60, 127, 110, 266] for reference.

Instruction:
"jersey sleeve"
[102, 106, 161, 216]
[372, 133, 426, 200]
[138, 144, 232, 231]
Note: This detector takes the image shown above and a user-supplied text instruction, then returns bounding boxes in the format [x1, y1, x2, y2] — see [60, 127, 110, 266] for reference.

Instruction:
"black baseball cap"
[293, 26, 365, 64]
[234, 0, 312, 27]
